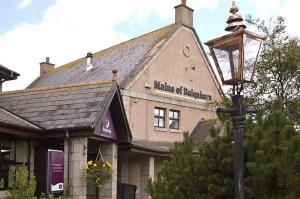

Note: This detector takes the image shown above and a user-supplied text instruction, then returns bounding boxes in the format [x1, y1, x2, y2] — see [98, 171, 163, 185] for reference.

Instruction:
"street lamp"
[205, 1, 266, 199]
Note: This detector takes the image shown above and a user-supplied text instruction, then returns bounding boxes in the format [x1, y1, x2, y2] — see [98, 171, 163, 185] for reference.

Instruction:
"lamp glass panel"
[243, 35, 262, 81]
[213, 39, 240, 82]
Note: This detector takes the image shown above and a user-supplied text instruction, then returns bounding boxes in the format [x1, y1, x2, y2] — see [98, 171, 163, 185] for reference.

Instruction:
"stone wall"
[140, 156, 154, 199]
[29, 140, 35, 180]
[99, 143, 118, 199]
[64, 137, 87, 199]
[118, 155, 129, 184]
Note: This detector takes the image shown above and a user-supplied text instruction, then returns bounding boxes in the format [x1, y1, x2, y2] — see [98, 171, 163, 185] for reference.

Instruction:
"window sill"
[154, 127, 167, 132]
[170, 129, 181, 133]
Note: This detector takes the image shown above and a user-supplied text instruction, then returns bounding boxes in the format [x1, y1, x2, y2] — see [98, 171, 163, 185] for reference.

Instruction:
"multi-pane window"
[154, 107, 165, 127]
[169, 110, 180, 129]
[0, 140, 29, 190]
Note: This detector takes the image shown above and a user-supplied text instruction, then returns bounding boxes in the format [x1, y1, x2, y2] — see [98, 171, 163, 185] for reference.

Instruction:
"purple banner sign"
[46, 150, 64, 193]
[101, 110, 117, 140]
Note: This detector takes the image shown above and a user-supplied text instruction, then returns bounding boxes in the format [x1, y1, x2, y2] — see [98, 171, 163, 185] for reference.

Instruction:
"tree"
[244, 101, 300, 199]
[244, 16, 300, 126]
[147, 129, 234, 199]
[147, 103, 300, 199]
[147, 16, 300, 199]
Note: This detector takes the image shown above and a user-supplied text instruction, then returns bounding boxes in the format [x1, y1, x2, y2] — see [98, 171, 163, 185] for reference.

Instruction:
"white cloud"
[18, 0, 32, 9]
[281, 0, 300, 37]
[253, 0, 300, 37]
[0, 0, 218, 91]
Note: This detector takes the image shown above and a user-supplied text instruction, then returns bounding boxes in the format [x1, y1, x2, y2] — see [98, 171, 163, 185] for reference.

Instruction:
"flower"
[105, 161, 112, 168]
[85, 159, 112, 188]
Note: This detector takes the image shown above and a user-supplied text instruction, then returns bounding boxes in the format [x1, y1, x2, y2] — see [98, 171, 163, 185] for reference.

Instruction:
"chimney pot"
[112, 69, 118, 82]
[86, 52, 93, 58]
[86, 52, 94, 71]
[46, 57, 50, 63]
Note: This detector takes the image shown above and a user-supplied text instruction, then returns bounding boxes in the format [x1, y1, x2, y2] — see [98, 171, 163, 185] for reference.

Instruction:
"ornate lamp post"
[205, 1, 266, 199]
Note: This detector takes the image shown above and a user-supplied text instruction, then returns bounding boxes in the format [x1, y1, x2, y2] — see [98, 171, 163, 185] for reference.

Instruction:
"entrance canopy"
[0, 80, 132, 143]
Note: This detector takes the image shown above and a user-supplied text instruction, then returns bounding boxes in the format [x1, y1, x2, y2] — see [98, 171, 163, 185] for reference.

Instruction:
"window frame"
[169, 110, 180, 129]
[154, 107, 166, 128]
[0, 139, 30, 190]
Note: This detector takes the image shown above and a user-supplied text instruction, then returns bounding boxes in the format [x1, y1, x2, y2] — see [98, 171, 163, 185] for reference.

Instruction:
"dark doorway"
[117, 182, 137, 199]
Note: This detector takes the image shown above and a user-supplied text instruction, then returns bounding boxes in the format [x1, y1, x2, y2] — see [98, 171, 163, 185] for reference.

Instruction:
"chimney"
[40, 57, 55, 76]
[86, 52, 94, 71]
[112, 69, 118, 82]
[175, 0, 194, 28]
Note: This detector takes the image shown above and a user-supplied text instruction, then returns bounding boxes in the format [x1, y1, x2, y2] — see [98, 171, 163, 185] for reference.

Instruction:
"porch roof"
[0, 80, 114, 130]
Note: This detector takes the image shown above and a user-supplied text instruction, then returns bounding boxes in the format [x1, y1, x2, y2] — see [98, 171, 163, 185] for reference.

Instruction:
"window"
[169, 110, 180, 129]
[0, 140, 29, 190]
[154, 107, 165, 128]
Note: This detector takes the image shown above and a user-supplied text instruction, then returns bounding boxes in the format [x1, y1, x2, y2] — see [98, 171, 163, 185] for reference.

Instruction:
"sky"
[0, 0, 299, 91]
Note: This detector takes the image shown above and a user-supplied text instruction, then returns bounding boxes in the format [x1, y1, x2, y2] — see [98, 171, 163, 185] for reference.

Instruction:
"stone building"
[0, 1, 222, 199]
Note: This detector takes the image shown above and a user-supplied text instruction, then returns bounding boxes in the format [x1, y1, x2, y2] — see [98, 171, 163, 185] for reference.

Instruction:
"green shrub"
[5, 165, 37, 199]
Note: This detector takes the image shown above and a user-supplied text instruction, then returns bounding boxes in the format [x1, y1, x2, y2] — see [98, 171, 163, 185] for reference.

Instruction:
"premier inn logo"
[102, 119, 112, 134]
[154, 80, 212, 101]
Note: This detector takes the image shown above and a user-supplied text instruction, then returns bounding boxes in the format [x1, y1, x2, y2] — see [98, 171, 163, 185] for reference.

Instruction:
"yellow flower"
[83, 165, 89, 170]
[87, 160, 93, 166]
[105, 161, 112, 168]
[93, 163, 97, 167]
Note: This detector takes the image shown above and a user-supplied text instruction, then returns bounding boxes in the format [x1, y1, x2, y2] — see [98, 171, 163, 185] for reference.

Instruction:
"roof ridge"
[45, 23, 181, 75]
[0, 79, 114, 96]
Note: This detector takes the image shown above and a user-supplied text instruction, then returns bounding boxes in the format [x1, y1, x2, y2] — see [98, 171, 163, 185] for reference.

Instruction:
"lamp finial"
[230, 0, 239, 14]
[225, 0, 246, 31]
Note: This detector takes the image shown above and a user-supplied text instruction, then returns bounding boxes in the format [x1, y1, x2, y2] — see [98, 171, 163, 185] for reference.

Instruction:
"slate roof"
[29, 24, 181, 89]
[0, 80, 115, 130]
[191, 119, 221, 143]
[0, 107, 41, 130]
[133, 140, 175, 153]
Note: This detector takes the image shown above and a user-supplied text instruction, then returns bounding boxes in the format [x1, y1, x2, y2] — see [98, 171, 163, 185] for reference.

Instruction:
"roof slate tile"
[29, 24, 180, 89]
[0, 81, 114, 130]
[0, 108, 41, 129]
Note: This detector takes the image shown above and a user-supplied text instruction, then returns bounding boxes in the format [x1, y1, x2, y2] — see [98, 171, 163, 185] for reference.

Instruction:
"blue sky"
[0, 0, 54, 33]
[0, 0, 298, 91]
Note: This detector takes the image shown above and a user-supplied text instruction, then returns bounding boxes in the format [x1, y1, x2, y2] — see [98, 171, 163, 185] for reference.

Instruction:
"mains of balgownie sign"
[154, 80, 212, 101]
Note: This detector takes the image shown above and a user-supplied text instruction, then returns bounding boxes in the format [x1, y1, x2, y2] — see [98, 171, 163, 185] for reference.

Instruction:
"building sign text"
[154, 80, 212, 101]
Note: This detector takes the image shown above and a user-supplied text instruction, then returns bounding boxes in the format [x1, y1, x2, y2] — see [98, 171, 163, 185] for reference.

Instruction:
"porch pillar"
[29, 140, 35, 180]
[140, 156, 155, 199]
[64, 137, 87, 199]
[99, 143, 118, 199]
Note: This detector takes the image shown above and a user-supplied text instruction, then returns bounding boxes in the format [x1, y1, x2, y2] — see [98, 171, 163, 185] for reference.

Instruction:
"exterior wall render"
[128, 156, 141, 199]
[130, 28, 221, 101]
[140, 156, 155, 199]
[154, 157, 167, 181]
[126, 28, 221, 142]
[129, 96, 215, 142]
